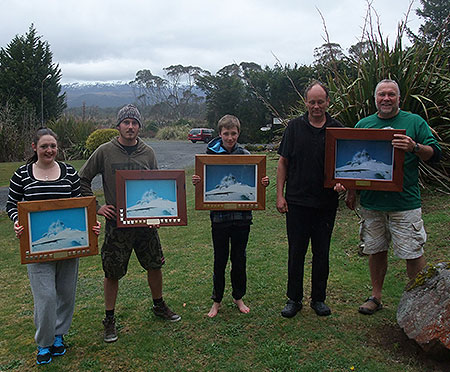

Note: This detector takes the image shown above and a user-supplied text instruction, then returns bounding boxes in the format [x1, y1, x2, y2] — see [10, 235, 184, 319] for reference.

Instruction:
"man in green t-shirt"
[341, 79, 441, 315]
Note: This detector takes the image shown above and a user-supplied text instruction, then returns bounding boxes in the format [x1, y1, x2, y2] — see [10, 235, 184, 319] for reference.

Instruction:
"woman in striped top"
[6, 128, 99, 365]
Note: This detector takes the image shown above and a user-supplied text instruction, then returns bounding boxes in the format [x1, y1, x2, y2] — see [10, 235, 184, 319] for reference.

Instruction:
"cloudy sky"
[0, 0, 421, 84]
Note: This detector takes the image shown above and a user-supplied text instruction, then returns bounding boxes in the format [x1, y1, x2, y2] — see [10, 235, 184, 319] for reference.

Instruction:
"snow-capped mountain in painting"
[127, 190, 177, 217]
[335, 149, 392, 180]
[205, 174, 255, 201]
[31, 220, 88, 252]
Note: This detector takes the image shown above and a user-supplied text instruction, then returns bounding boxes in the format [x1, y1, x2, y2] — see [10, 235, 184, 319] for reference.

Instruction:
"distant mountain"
[62, 82, 137, 108]
[62, 82, 205, 109]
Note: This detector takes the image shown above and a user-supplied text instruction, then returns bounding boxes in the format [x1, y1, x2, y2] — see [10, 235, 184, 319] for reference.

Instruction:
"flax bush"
[319, 7, 450, 190]
[48, 116, 97, 160]
[155, 125, 190, 140]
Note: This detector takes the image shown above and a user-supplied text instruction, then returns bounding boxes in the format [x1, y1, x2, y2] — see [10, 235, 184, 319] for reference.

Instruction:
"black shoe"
[103, 316, 118, 343]
[310, 301, 331, 316]
[281, 300, 302, 318]
[152, 301, 181, 322]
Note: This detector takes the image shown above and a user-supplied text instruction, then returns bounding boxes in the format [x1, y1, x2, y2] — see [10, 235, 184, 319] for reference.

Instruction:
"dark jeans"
[211, 223, 250, 303]
[286, 204, 337, 303]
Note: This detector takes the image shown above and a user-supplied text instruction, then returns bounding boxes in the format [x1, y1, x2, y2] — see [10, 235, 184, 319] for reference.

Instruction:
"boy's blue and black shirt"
[206, 137, 252, 225]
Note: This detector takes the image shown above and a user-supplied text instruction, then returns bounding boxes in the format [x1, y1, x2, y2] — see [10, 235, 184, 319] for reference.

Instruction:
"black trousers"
[286, 204, 337, 303]
[211, 223, 250, 303]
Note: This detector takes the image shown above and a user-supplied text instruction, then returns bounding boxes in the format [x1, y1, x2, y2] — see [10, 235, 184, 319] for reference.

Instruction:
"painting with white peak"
[335, 139, 394, 181]
[205, 164, 257, 202]
[126, 179, 178, 217]
[29, 207, 88, 253]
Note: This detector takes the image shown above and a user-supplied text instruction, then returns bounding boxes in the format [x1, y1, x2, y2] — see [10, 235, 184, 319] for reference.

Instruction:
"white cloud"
[0, 0, 421, 83]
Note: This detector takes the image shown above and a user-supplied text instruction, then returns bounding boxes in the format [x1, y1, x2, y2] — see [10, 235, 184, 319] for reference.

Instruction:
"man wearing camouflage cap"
[80, 104, 180, 343]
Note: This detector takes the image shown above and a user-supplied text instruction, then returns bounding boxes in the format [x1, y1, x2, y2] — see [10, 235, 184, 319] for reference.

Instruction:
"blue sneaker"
[50, 335, 66, 356]
[37, 346, 52, 365]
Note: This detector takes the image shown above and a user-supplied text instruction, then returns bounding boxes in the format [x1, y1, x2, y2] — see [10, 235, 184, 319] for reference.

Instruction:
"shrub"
[140, 120, 159, 138]
[172, 118, 194, 127]
[48, 116, 97, 160]
[244, 144, 271, 152]
[85, 128, 119, 155]
[155, 125, 190, 140]
[0, 102, 36, 162]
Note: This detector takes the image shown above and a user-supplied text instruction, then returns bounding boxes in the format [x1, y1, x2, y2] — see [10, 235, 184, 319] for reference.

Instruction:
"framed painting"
[195, 154, 266, 210]
[18, 196, 98, 264]
[324, 128, 406, 191]
[115, 169, 187, 227]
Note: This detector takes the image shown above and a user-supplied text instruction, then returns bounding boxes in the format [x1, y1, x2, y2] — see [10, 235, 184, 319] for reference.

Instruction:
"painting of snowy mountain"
[126, 179, 178, 217]
[205, 164, 257, 202]
[335, 139, 394, 181]
[29, 207, 88, 253]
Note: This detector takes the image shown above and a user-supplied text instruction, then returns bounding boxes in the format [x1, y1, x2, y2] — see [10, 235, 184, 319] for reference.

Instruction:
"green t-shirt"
[355, 110, 440, 211]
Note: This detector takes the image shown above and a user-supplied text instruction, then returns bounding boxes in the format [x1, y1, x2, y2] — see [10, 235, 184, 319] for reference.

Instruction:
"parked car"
[188, 128, 214, 143]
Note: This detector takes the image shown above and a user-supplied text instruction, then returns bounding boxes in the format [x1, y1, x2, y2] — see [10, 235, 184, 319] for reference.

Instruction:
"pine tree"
[0, 24, 65, 125]
[415, 0, 449, 44]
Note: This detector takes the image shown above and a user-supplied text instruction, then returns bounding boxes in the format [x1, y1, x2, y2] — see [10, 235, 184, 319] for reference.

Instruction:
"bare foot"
[233, 298, 250, 314]
[207, 302, 221, 318]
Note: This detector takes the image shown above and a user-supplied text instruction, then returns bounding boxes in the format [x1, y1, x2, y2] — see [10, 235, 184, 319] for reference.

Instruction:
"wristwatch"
[412, 142, 420, 153]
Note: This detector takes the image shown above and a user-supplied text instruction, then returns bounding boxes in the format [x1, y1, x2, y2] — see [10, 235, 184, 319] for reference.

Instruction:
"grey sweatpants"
[27, 258, 79, 347]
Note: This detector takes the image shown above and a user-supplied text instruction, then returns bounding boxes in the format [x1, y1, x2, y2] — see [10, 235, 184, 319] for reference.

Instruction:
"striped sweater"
[6, 162, 81, 222]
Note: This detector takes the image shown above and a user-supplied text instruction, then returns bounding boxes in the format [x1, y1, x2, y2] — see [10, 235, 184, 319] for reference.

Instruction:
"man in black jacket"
[277, 82, 343, 318]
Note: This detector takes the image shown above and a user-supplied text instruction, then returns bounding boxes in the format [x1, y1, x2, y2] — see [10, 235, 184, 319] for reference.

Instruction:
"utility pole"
[41, 74, 52, 125]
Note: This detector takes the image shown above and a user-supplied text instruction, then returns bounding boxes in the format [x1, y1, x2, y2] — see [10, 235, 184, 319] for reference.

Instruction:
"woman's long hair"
[26, 127, 58, 164]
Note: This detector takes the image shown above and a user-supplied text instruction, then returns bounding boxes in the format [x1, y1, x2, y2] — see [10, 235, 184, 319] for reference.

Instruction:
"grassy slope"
[0, 154, 448, 372]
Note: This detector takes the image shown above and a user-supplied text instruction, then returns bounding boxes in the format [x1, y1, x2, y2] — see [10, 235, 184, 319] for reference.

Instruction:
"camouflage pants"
[102, 221, 164, 279]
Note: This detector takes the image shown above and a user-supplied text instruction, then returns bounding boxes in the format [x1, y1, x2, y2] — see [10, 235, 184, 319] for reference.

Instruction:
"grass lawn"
[0, 153, 448, 371]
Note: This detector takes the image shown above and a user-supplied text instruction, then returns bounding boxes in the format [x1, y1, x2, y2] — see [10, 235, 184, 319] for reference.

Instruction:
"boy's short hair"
[217, 114, 241, 133]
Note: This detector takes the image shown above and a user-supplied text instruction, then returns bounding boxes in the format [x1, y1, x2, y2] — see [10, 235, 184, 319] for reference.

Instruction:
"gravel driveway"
[1, 140, 208, 211]
[147, 140, 208, 170]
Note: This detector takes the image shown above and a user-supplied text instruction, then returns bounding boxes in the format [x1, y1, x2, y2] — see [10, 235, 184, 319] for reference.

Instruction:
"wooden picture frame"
[115, 169, 187, 227]
[324, 128, 406, 191]
[18, 196, 98, 264]
[195, 154, 266, 210]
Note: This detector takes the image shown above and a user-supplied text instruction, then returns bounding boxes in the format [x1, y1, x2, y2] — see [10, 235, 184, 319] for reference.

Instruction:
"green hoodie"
[79, 137, 157, 210]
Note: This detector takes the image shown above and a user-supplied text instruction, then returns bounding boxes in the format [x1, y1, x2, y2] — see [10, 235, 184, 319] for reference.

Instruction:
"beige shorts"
[359, 207, 426, 259]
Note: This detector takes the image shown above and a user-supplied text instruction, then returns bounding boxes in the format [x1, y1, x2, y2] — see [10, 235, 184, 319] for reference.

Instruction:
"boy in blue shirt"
[193, 115, 269, 317]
